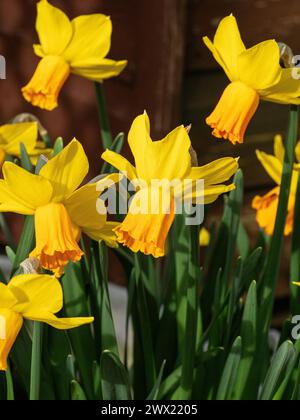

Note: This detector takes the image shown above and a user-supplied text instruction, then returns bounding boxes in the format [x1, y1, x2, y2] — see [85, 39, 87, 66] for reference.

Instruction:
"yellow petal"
[84, 221, 119, 247]
[295, 141, 300, 164]
[71, 58, 127, 81]
[64, 15, 112, 62]
[128, 113, 191, 181]
[8, 274, 63, 315]
[185, 183, 235, 204]
[237, 40, 281, 91]
[22, 310, 94, 330]
[199, 227, 210, 246]
[0, 284, 18, 309]
[189, 157, 239, 186]
[0, 122, 38, 156]
[65, 174, 120, 231]
[101, 150, 137, 181]
[256, 150, 282, 185]
[211, 15, 245, 80]
[261, 68, 300, 104]
[33, 44, 44, 58]
[36, 0, 73, 56]
[40, 139, 89, 202]
[274, 134, 285, 162]
[0, 162, 53, 214]
[203, 36, 233, 81]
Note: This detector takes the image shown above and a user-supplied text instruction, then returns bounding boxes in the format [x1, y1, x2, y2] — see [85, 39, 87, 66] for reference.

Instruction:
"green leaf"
[101, 132, 125, 174]
[62, 262, 96, 400]
[5, 246, 16, 265]
[260, 341, 295, 400]
[216, 336, 242, 400]
[259, 106, 298, 341]
[0, 214, 16, 251]
[11, 216, 35, 276]
[71, 380, 87, 400]
[233, 281, 257, 400]
[176, 226, 200, 400]
[147, 360, 166, 400]
[100, 351, 132, 400]
[5, 366, 14, 400]
[52, 137, 64, 156]
[290, 175, 300, 314]
[237, 222, 250, 260]
[20, 143, 33, 173]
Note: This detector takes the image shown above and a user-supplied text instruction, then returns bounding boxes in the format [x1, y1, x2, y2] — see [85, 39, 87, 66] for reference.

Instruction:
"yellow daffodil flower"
[252, 135, 299, 235]
[0, 122, 51, 167]
[0, 139, 119, 275]
[22, 0, 127, 111]
[0, 273, 94, 371]
[101, 112, 238, 258]
[203, 15, 300, 144]
[199, 227, 210, 246]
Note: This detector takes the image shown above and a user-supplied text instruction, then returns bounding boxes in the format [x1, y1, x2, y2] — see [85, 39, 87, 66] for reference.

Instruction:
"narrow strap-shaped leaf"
[95, 82, 113, 149]
[290, 175, 300, 314]
[216, 336, 242, 400]
[260, 341, 295, 400]
[100, 351, 132, 400]
[20, 143, 33, 173]
[233, 281, 257, 400]
[147, 360, 166, 400]
[71, 380, 87, 400]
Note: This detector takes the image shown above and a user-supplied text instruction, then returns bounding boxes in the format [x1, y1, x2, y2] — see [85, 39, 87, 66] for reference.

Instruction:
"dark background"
[1, 0, 300, 309]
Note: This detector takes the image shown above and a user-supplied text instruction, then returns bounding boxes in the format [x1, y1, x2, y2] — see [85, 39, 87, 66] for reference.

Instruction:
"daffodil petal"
[65, 174, 120, 231]
[64, 15, 112, 62]
[295, 141, 300, 164]
[0, 122, 38, 156]
[84, 221, 119, 247]
[23, 310, 94, 330]
[212, 15, 245, 80]
[8, 274, 63, 315]
[274, 135, 285, 162]
[256, 150, 282, 185]
[36, 0, 73, 56]
[203, 36, 233, 80]
[71, 58, 127, 81]
[101, 150, 137, 180]
[33, 44, 44, 58]
[128, 113, 191, 181]
[0, 284, 18, 309]
[184, 183, 235, 204]
[0, 162, 53, 213]
[237, 40, 281, 90]
[40, 139, 89, 202]
[189, 157, 239, 186]
[261, 68, 300, 103]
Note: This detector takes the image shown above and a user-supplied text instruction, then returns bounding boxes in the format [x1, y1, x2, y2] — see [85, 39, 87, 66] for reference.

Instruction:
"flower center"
[206, 81, 260, 144]
[0, 309, 23, 371]
[30, 202, 83, 276]
[22, 56, 70, 111]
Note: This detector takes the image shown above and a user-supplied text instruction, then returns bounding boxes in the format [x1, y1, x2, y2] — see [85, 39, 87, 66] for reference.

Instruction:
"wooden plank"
[187, 0, 300, 71]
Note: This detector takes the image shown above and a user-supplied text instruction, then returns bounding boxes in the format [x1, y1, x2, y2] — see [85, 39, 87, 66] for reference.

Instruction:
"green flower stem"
[95, 82, 113, 150]
[259, 105, 299, 337]
[30, 322, 43, 400]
